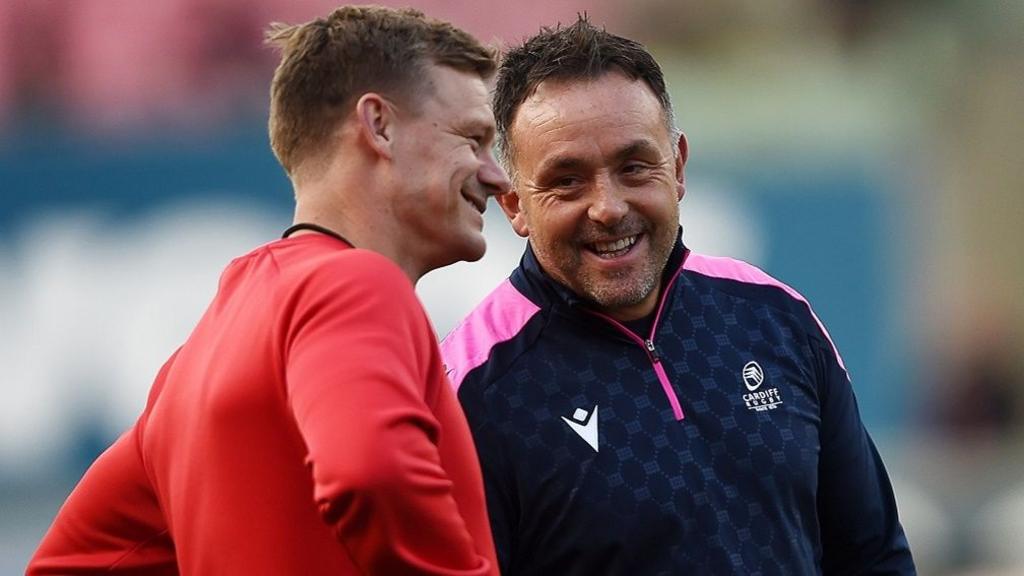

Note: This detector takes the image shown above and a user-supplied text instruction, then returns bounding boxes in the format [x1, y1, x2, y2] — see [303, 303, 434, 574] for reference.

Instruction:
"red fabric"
[28, 234, 498, 575]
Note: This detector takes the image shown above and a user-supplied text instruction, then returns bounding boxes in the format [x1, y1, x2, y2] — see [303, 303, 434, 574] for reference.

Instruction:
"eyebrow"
[460, 118, 496, 141]
[536, 155, 589, 175]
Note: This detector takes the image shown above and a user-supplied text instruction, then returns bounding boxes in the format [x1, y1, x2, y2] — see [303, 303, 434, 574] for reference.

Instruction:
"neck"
[599, 288, 661, 323]
[292, 198, 425, 285]
[282, 222, 350, 244]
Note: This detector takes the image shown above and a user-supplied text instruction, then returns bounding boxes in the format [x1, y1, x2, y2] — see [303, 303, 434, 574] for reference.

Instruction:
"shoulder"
[683, 252, 811, 315]
[264, 239, 415, 302]
[441, 278, 545, 393]
[256, 240, 428, 337]
[318, 248, 411, 293]
[682, 251, 848, 374]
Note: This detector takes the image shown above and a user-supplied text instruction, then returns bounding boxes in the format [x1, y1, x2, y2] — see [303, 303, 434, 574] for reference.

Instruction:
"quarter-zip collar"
[508, 227, 691, 422]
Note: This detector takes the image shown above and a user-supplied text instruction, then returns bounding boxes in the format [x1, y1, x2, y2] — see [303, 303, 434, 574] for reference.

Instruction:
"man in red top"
[27, 6, 510, 575]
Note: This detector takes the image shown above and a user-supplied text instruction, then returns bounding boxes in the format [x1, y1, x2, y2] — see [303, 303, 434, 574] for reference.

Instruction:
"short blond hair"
[265, 6, 496, 177]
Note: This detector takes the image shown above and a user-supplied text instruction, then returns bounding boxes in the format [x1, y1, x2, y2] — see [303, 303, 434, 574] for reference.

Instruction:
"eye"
[620, 162, 656, 185]
[466, 134, 488, 152]
[553, 175, 582, 189]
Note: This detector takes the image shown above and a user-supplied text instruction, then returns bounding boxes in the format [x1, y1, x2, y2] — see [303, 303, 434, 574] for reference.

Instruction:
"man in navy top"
[441, 16, 915, 575]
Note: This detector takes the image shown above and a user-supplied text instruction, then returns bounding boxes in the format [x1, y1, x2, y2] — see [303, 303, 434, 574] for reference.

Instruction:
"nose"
[479, 149, 512, 197]
[587, 174, 628, 226]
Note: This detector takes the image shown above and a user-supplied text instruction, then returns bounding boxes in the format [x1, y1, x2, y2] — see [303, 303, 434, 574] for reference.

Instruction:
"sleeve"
[283, 252, 495, 576]
[26, 427, 177, 575]
[812, 332, 917, 575]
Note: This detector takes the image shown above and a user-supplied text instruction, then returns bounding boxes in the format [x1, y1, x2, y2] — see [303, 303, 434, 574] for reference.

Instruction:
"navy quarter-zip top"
[441, 232, 915, 576]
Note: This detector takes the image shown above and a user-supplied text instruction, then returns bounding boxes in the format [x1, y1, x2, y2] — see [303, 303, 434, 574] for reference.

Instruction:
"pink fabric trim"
[651, 264, 686, 341]
[440, 279, 541, 391]
[653, 361, 685, 420]
[586, 281, 687, 421]
[683, 253, 849, 376]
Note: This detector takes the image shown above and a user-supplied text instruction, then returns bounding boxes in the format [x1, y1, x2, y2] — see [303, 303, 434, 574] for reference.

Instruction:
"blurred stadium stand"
[2, 0, 1022, 573]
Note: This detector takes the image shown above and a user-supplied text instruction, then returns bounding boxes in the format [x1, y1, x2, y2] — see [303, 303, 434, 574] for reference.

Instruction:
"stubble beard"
[558, 220, 677, 314]
[577, 243, 670, 313]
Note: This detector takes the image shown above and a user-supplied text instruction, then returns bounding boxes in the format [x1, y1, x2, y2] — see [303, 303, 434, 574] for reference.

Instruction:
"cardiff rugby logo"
[741, 360, 783, 412]
[742, 361, 764, 391]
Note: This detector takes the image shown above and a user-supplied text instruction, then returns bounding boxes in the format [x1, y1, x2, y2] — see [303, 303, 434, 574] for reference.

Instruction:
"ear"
[674, 132, 689, 201]
[496, 190, 530, 238]
[355, 93, 396, 160]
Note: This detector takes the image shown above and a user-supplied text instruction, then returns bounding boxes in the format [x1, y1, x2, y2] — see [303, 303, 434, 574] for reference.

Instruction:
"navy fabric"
[444, 233, 915, 575]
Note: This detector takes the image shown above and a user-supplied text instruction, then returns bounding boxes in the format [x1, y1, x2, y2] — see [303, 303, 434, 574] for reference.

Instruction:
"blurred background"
[1, 0, 1022, 573]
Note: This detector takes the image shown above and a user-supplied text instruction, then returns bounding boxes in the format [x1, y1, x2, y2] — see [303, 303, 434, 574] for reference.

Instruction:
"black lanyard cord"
[281, 223, 353, 247]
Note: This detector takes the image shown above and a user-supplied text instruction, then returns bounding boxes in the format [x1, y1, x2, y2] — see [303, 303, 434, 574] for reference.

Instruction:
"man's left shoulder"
[682, 253, 813, 313]
[681, 251, 848, 374]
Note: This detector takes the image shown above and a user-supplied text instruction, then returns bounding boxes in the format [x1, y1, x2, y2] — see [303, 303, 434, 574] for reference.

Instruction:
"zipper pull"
[645, 339, 660, 362]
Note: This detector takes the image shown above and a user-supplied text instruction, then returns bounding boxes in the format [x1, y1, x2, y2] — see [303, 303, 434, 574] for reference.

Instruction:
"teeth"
[592, 235, 637, 254]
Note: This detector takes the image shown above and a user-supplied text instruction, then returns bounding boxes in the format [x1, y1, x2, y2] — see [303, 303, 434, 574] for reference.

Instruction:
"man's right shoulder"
[255, 239, 405, 286]
[228, 240, 417, 312]
[440, 279, 544, 394]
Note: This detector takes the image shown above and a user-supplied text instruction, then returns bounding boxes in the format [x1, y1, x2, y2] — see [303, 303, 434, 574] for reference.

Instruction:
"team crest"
[741, 361, 783, 412]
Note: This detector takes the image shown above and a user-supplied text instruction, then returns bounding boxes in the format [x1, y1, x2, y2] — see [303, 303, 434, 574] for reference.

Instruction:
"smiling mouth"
[587, 234, 640, 259]
[462, 190, 487, 214]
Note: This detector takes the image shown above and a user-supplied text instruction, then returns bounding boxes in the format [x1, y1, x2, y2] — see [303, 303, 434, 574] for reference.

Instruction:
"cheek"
[638, 188, 680, 219]
[528, 209, 576, 248]
[451, 148, 480, 176]
[440, 160, 475, 201]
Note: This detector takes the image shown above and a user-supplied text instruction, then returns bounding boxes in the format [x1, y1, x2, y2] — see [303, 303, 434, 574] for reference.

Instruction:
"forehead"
[509, 72, 670, 161]
[418, 64, 494, 125]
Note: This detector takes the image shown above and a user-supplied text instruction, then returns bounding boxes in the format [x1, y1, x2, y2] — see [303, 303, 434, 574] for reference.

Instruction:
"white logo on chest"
[741, 361, 783, 412]
[561, 406, 599, 452]
[742, 361, 764, 390]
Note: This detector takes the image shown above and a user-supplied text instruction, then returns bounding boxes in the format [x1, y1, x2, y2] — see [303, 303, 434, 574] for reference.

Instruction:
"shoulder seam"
[685, 267, 810, 321]
[460, 310, 549, 395]
[683, 258, 849, 377]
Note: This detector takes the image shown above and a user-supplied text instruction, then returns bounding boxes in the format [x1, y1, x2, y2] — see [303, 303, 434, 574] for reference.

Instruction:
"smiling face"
[499, 72, 687, 321]
[390, 64, 511, 273]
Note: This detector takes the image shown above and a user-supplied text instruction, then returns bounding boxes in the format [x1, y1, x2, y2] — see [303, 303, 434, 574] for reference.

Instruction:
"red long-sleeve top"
[28, 234, 498, 575]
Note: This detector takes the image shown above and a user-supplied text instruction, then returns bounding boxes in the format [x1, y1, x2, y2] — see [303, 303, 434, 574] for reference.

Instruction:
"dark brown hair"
[266, 6, 496, 177]
[494, 15, 675, 167]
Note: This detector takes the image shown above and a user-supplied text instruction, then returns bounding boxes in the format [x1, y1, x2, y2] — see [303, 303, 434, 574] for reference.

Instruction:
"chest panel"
[489, 286, 824, 574]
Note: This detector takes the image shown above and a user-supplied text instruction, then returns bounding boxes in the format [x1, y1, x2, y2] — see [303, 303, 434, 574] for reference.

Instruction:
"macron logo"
[561, 406, 599, 452]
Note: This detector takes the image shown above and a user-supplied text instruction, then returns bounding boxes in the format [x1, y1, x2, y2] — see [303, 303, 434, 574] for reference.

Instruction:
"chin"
[460, 244, 487, 263]
[448, 237, 487, 265]
[586, 280, 655, 309]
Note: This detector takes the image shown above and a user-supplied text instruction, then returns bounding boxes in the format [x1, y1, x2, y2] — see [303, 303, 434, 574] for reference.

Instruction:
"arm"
[26, 427, 177, 575]
[284, 252, 495, 576]
[459, 387, 517, 574]
[814, 336, 916, 575]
